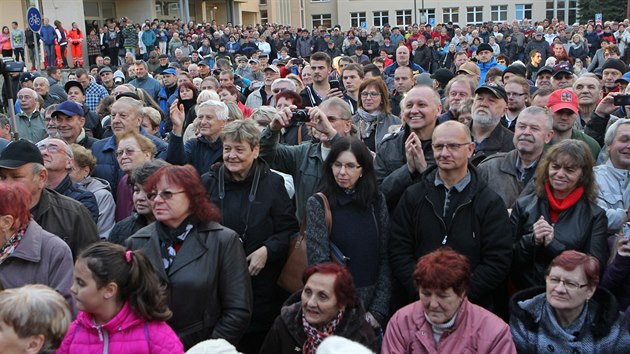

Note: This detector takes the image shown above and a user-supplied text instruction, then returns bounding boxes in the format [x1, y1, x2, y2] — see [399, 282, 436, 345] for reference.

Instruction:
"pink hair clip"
[125, 250, 133, 264]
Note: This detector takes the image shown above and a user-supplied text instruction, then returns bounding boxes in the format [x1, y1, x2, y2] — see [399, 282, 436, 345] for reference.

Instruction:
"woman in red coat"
[67, 22, 84, 67]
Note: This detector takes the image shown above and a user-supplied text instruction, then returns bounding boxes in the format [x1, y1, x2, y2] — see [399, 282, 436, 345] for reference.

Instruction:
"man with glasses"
[389, 120, 512, 311]
[470, 84, 514, 165]
[438, 76, 476, 123]
[502, 77, 531, 132]
[36, 138, 99, 223]
[15, 88, 46, 143]
[0, 139, 98, 258]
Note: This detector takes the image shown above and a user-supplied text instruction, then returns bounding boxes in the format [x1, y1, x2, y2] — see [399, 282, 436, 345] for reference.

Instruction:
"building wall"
[116, 0, 155, 23]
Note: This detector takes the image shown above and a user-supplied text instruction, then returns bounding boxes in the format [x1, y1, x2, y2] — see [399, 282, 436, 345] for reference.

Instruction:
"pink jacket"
[382, 298, 516, 354]
[57, 302, 184, 354]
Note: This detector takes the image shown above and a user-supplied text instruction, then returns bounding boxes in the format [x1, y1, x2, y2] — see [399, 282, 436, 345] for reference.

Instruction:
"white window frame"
[442, 7, 460, 24]
[491, 5, 508, 22]
[467, 6, 483, 25]
[515, 4, 533, 21]
[350, 12, 367, 28]
[311, 14, 332, 29]
[396, 9, 412, 27]
[373, 10, 389, 28]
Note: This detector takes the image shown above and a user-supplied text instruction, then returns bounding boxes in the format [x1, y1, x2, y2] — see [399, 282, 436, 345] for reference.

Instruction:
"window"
[396, 10, 412, 27]
[260, 10, 268, 24]
[491, 5, 507, 22]
[311, 0, 330, 2]
[350, 12, 366, 28]
[546, 1, 554, 21]
[467, 6, 483, 25]
[568, 0, 578, 24]
[515, 4, 532, 20]
[424, 9, 436, 25]
[259, 0, 266, 4]
[373, 11, 389, 28]
[442, 7, 459, 24]
[312, 14, 332, 29]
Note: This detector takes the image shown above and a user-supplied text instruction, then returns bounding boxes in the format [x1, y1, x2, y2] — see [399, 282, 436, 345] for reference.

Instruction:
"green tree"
[579, 0, 628, 23]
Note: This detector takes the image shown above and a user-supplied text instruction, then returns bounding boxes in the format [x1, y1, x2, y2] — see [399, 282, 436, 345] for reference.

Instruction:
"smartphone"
[329, 80, 340, 90]
[614, 94, 630, 106]
[624, 223, 630, 239]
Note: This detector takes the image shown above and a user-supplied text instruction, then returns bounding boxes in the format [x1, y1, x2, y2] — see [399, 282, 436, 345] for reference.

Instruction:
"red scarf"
[545, 183, 584, 223]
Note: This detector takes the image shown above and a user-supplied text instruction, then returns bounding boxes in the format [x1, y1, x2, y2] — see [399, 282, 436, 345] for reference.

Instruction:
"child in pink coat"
[57, 242, 184, 354]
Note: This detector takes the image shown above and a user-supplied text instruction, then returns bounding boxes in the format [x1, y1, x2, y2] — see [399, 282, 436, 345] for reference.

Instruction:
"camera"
[291, 109, 309, 123]
[0, 59, 25, 75]
[613, 94, 630, 106]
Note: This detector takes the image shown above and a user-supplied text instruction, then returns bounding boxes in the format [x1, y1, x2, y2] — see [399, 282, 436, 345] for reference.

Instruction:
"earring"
[360, 174, 363, 177]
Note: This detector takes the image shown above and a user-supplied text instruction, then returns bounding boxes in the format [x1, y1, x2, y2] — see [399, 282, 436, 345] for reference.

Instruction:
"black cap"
[602, 58, 628, 74]
[476, 43, 493, 54]
[64, 80, 85, 95]
[0, 139, 44, 169]
[431, 68, 455, 88]
[552, 62, 573, 77]
[20, 72, 37, 83]
[537, 65, 553, 75]
[475, 84, 508, 103]
[502, 64, 527, 79]
[197, 60, 209, 67]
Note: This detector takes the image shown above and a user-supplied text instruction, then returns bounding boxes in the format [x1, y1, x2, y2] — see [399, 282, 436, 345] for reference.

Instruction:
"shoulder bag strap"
[315, 192, 332, 234]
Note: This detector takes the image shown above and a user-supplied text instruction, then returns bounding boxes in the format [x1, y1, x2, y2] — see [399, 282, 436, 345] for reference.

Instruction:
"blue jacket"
[165, 133, 222, 176]
[383, 61, 425, 77]
[477, 58, 506, 86]
[41, 24, 56, 45]
[142, 30, 156, 47]
[91, 128, 168, 197]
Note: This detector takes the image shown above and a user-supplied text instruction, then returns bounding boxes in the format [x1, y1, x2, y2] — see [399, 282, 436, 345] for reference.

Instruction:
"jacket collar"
[8, 219, 43, 262]
[76, 302, 142, 332]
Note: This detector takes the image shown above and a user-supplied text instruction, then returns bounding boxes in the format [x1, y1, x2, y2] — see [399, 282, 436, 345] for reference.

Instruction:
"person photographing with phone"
[585, 83, 630, 147]
[299, 52, 344, 108]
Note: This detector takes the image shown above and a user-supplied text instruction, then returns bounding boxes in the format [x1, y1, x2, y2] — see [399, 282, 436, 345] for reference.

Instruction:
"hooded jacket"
[57, 302, 184, 354]
[510, 286, 630, 354]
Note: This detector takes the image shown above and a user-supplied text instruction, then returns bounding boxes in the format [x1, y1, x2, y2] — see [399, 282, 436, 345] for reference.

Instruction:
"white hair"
[196, 100, 229, 121]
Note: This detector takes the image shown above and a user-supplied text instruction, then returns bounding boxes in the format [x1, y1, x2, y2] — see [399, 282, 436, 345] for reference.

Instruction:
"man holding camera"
[586, 87, 630, 147]
[259, 98, 352, 221]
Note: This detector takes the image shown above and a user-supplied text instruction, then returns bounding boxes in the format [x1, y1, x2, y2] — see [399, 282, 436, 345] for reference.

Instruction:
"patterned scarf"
[0, 228, 26, 265]
[155, 219, 194, 271]
[302, 309, 344, 354]
[356, 108, 381, 140]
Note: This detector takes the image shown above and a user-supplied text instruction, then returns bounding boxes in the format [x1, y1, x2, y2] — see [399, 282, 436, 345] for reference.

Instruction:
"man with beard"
[299, 52, 343, 107]
[547, 88, 600, 160]
[341, 63, 363, 114]
[573, 74, 602, 130]
[477, 106, 554, 208]
[470, 84, 514, 165]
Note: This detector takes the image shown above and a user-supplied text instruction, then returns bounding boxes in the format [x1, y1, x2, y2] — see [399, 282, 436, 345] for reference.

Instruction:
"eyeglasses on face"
[18, 95, 34, 100]
[332, 161, 361, 171]
[360, 91, 382, 98]
[546, 276, 588, 291]
[506, 92, 527, 97]
[37, 144, 66, 155]
[115, 148, 139, 158]
[147, 190, 185, 201]
[431, 143, 471, 151]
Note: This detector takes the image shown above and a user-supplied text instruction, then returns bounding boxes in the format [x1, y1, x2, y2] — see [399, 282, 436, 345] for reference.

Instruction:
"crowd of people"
[3, 13, 630, 354]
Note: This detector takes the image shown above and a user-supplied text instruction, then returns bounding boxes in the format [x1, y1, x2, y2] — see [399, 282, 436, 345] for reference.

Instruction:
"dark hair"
[177, 81, 199, 101]
[496, 54, 510, 65]
[302, 263, 357, 308]
[274, 90, 302, 108]
[78, 242, 172, 321]
[143, 164, 221, 223]
[413, 247, 471, 295]
[547, 250, 600, 288]
[218, 83, 239, 97]
[534, 139, 596, 202]
[310, 52, 332, 67]
[319, 136, 377, 208]
[129, 159, 170, 186]
[342, 63, 364, 78]
[46, 66, 60, 76]
[357, 77, 391, 114]
[362, 64, 382, 77]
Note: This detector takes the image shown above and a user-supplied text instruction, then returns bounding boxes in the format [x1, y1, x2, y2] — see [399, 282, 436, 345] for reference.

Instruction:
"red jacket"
[382, 298, 516, 354]
[57, 302, 184, 354]
[67, 28, 84, 45]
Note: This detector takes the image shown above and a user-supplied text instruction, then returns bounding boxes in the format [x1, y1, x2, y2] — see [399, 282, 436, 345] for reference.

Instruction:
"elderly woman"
[167, 99, 229, 176]
[510, 251, 630, 353]
[306, 137, 390, 331]
[0, 284, 72, 353]
[510, 140, 608, 291]
[274, 90, 311, 146]
[114, 130, 155, 222]
[108, 160, 168, 245]
[383, 248, 516, 353]
[126, 165, 252, 350]
[202, 119, 299, 354]
[69, 144, 116, 239]
[0, 182, 74, 306]
[260, 263, 378, 354]
[352, 77, 400, 152]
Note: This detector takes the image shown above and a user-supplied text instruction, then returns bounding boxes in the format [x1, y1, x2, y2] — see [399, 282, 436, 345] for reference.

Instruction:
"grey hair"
[604, 118, 630, 147]
[37, 138, 74, 159]
[319, 97, 352, 120]
[271, 78, 297, 91]
[197, 89, 220, 103]
[519, 106, 553, 131]
[251, 106, 279, 127]
[196, 100, 229, 121]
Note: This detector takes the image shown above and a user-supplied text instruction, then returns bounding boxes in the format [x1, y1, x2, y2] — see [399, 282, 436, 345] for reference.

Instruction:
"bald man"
[16, 88, 46, 142]
[389, 120, 512, 311]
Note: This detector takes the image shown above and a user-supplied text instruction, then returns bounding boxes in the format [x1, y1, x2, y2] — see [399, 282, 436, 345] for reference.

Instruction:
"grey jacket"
[259, 127, 339, 221]
[476, 149, 537, 209]
[77, 176, 116, 239]
[351, 111, 401, 152]
[510, 286, 630, 354]
[594, 160, 630, 233]
[0, 219, 74, 307]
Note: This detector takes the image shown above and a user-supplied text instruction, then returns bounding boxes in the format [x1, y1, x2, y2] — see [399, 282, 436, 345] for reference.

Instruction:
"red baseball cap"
[547, 88, 578, 113]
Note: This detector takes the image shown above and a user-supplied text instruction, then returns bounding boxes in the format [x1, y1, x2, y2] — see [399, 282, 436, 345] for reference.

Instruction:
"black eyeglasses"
[147, 190, 185, 201]
[431, 143, 472, 151]
[546, 276, 588, 291]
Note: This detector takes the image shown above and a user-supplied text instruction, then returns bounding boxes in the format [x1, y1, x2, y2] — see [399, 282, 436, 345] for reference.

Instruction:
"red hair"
[548, 250, 600, 288]
[302, 263, 357, 308]
[143, 165, 221, 223]
[274, 90, 302, 108]
[0, 182, 32, 229]
[413, 248, 471, 295]
[218, 83, 239, 97]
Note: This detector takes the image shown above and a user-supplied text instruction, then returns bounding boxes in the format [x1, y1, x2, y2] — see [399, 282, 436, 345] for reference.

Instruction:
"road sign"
[27, 7, 42, 32]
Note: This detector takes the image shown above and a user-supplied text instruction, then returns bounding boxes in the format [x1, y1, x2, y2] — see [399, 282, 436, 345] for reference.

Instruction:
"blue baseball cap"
[52, 101, 84, 118]
[162, 68, 177, 75]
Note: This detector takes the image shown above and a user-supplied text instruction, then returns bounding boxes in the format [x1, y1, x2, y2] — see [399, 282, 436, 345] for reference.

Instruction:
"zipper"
[425, 195, 473, 245]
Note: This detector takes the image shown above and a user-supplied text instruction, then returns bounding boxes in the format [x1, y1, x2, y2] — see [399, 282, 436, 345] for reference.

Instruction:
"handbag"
[315, 192, 349, 265]
[277, 192, 341, 293]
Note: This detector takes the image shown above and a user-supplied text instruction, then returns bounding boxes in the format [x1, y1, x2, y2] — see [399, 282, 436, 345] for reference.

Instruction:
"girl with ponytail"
[57, 242, 184, 353]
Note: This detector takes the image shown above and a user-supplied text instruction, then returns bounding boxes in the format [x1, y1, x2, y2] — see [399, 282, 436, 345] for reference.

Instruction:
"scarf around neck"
[155, 217, 194, 270]
[545, 183, 584, 223]
[356, 108, 381, 139]
[0, 227, 26, 265]
[302, 309, 344, 354]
